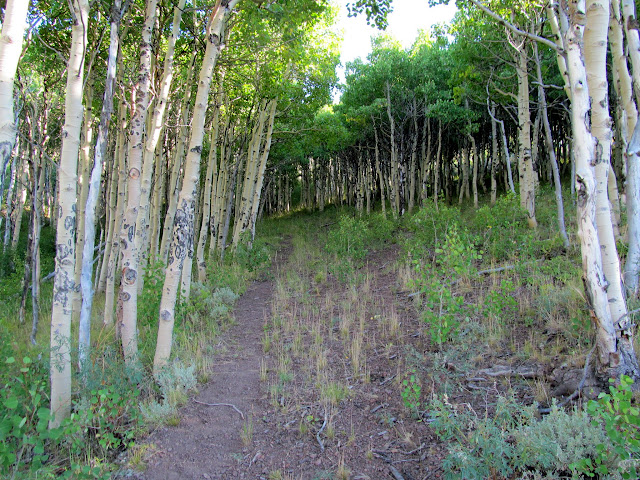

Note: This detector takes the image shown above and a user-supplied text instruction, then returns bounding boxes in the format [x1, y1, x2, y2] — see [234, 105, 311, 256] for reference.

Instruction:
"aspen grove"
[3, 0, 640, 476]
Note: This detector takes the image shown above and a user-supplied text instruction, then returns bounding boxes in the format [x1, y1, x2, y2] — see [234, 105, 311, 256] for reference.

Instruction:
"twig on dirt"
[388, 464, 406, 480]
[316, 408, 328, 451]
[379, 374, 396, 386]
[192, 399, 245, 419]
[371, 403, 388, 414]
[476, 264, 516, 275]
[539, 345, 596, 414]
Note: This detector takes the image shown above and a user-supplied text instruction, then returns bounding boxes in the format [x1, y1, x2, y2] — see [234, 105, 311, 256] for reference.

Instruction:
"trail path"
[140, 243, 292, 480]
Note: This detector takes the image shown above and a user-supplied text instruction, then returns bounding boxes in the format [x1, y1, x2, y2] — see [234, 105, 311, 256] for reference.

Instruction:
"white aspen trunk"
[79, 0, 122, 370]
[97, 150, 118, 291]
[233, 101, 267, 247]
[11, 155, 27, 249]
[470, 134, 479, 209]
[516, 43, 537, 227]
[434, 120, 442, 209]
[562, 0, 639, 379]
[31, 164, 43, 345]
[408, 99, 418, 213]
[490, 102, 498, 205]
[3, 144, 18, 249]
[117, 0, 158, 362]
[372, 117, 386, 218]
[197, 116, 220, 282]
[0, 0, 29, 205]
[609, 0, 636, 157]
[421, 115, 431, 205]
[50, 0, 89, 428]
[585, 0, 627, 325]
[533, 42, 570, 248]
[385, 82, 399, 218]
[135, 0, 186, 290]
[459, 146, 469, 205]
[103, 100, 128, 325]
[154, 0, 239, 375]
[248, 99, 277, 242]
[73, 79, 94, 320]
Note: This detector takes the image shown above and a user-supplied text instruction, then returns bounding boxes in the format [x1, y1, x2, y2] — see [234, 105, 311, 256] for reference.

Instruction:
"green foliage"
[401, 368, 422, 416]
[0, 355, 53, 474]
[404, 203, 460, 257]
[234, 234, 271, 273]
[483, 279, 517, 324]
[326, 215, 369, 262]
[573, 375, 640, 479]
[138, 261, 165, 327]
[471, 193, 540, 261]
[430, 395, 612, 479]
[410, 225, 480, 347]
[325, 215, 370, 281]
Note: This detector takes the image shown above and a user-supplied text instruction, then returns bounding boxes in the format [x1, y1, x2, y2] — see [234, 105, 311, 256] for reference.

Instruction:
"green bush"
[404, 203, 460, 258]
[573, 375, 640, 479]
[326, 215, 369, 263]
[471, 193, 541, 261]
[430, 394, 616, 480]
[234, 233, 271, 273]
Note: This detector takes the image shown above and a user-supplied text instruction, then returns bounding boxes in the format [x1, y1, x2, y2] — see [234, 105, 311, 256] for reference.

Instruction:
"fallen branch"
[539, 345, 596, 414]
[316, 408, 328, 451]
[388, 464, 405, 480]
[192, 399, 245, 419]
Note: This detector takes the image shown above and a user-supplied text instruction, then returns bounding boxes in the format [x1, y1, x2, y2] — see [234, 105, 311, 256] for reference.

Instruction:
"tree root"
[192, 399, 245, 419]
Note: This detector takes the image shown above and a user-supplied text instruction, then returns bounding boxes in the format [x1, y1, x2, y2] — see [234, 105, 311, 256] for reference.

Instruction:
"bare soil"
[130, 239, 562, 480]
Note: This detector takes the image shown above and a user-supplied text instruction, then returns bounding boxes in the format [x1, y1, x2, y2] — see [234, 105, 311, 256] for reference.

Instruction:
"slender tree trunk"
[561, 0, 640, 379]
[533, 42, 569, 248]
[50, 0, 89, 428]
[79, 0, 123, 370]
[0, 0, 29, 208]
[117, 0, 158, 362]
[135, 0, 186, 292]
[103, 99, 128, 325]
[490, 102, 498, 205]
[197, 111, 220, 282]
[154, 0, 240, 375]
[516, 41, 537, 227]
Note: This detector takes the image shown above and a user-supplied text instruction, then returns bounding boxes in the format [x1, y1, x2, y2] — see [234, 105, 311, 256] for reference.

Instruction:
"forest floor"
[126, 213, 580, 480]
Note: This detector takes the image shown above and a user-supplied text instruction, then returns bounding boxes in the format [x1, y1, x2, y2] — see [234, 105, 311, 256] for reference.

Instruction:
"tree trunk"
[533, 42, 569, 248]
[154, 0, 240, 375]
[50, 0, 89, 428]
[116, 0, 158, 363]
[516, 41, 537, 227]
[0, 0, 29, 209]
[135, 0, 186, 291]
[79, 0, 123, 370]
[561, 0, 640, 380]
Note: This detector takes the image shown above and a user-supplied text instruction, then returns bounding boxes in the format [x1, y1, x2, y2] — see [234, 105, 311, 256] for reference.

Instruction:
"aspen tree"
[197, 114, 220, 282]
[515, 40, 537, 227]
[532, 42, 569, 247]
[50, 0, 89, 428]
[135, 0, 186, 288]
[117, 0, 158, 362]
[560, 0, 640, 378]
[73, 79, 94, 319]
[158, 53, 197, 263]
[103, 100, 128, 326]
[154, 0, 240, 375]
[584, 0, 627, 330]
[79, 0, 123, 369]
[619, 0, 640, 295]
[0, 0, 30, 209]
[248, 99, 277, 242]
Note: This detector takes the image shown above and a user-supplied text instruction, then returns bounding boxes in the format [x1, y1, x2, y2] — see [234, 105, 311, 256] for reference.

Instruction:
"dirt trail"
[139, 243, 292, 480]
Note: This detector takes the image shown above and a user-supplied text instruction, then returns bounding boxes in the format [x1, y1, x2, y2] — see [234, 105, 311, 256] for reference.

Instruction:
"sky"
[333, 0, 457, 100]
